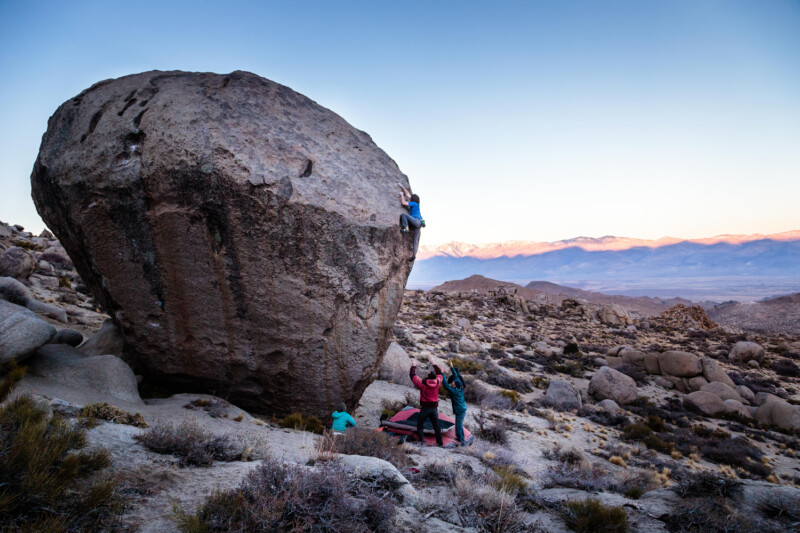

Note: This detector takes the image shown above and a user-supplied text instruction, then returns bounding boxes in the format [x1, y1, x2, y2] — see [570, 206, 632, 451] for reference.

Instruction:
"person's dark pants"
[400, 213, 422, 255]
[454, 411, 466, 444]
[417, 407, 443, 446]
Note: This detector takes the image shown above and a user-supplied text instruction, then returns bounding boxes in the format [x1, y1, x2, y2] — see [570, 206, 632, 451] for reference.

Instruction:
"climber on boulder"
[399, 185, 424, 261]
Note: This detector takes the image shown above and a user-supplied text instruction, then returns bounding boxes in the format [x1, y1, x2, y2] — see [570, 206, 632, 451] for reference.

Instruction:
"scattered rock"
[658, 350, 702, 377]
[542, 380, 582, 410]
[683, 391, 725, 416]
[456, 317, 471, 330]
[747, 360, 761, 369]
[588, 366, 637, 405]
[0, 300, 56, 363]
[336, 454, 417, 505]
[728, 341, 765, 363]
[0, 246, 36, 279]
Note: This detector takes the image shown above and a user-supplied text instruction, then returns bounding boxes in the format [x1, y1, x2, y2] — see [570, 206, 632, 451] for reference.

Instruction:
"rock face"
[31, 71, 413, 417]
[683, 391, 725, 416]
[658, 351, 702, 377]
[378, 342, 412, 384]
[542, 380, 582, 410]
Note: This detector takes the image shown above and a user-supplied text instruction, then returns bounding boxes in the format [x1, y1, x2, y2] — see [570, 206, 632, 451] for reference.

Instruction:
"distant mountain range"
[409, 231, 800, 302]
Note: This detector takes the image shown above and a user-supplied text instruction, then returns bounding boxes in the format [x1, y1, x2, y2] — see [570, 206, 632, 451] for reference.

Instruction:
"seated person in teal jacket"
[442, 362, 468, 444]
[331, 402, 357, 432]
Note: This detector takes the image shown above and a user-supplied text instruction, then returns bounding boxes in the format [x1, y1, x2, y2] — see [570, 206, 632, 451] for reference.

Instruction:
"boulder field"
[31, 70, 414, 417]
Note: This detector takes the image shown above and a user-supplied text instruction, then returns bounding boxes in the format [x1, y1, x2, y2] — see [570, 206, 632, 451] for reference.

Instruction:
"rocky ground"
[2, 219, 800, 532]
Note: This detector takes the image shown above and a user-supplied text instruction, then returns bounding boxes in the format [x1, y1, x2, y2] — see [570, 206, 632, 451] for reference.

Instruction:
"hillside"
[708, 292, 800, 335]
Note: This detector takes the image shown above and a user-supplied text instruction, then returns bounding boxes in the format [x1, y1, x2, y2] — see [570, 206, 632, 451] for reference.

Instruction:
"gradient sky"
[1, 0, 799, 246]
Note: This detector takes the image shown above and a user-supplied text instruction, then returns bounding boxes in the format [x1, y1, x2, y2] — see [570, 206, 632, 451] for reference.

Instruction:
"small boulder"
[458, 336, 482, 354]
[700, 381, 743, 403]
[456, 318, 471, 330]
[658, 351, 702, 377]
[736, 385, 755, 404]
[542, 380, 582, 410]
[700, 357, 735, 388]
[596, 399, 620, 413]
[588, 366, 637, 405]
[378, 342, 412, 384]
[728, 341, 765, 363]
[598, 305, 629, 326]
[687, 376, 709, 392]
[0, 300, 56, 364]
[723, 399, 752, 418]
[683, 391, 725, 417]
[654, 376, 675, 389]
[747, 360, 760, 369]
[0, 247, 37, 279]
[620, 348, 646, 367]
[754, 392, 780, 407]
[50, 329, 84, 347]
[643, 352, 661, 375]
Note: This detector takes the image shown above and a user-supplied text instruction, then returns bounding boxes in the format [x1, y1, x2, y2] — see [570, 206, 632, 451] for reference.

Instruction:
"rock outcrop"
[588, 366, 637, 405]
[31, 70, 413, 417]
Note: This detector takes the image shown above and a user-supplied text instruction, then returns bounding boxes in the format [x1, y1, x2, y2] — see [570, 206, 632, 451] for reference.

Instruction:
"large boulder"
[700, 381, 743, 403]
[0, 300, 56, 363]
[588, 366, 637, 405]
[683, 391, 725, 417]
[31, 71, 413, 417]
[542, 380, 582, 410]
[78, 319, 124, 357]
[754, 398, 800, 430]
[658, 351, 702, 377]
[728, 341, 765, 363]
[0, 247, 36, 279]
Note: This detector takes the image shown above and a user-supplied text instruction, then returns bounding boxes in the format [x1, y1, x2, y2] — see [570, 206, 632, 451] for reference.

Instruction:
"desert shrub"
[316, 428, 408, 469]
[183, 398, 230, 418]
[543, 445, 584, 466]
[0, 396, 121, 531]
[134, 420, 245, 466]
[730, 371, 779, 395]
[552, 360, 585, 377]
[584, 409, 629, 428]
[620, 422, 673, 454]
[615, 364, 646, 384]
[175, 459, 395, 532]
[475, 410, 508, 444]
[452, 471, 526, 532]
[561, 498, 629, 533]
[499, 357, 533, 371]
[499, 389, 522, 406]
[664, 499, 782, 533]
[617, 470, 661, 499]
[412, 460, 467, 486]
[673, 470, 741, 499]
[544, 460, 616, 492]
[671, 426, 770, 478]
[451, 357, 485, 374]
[79, 402, 148, 428]
[563, 342, 581, 355]
[482, 369, 532, 393]
[772, 358, 800, 378]
[279, 412, 325, 434]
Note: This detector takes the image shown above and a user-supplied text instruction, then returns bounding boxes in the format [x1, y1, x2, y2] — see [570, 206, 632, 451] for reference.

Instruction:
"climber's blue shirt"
[408, 201, 422, 220]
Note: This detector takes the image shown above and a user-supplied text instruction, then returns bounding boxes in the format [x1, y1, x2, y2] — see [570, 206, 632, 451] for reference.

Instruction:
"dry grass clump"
[316, 429, 408, 469]
[79, 402, 148, 428]
[279, 412, 325, 434]
[673, 470, 741, 499]
[772, 358, 800, 377]
[175, 458, 395, 533]
[134, 420, 247, 466]
[0, 396, 121, 531]
[560, 498, 629, 533]
[183, 398, 229, 418]
[492, 465, 528, 493]
[0, 361, 26, 402]
[450, 357, 485, 374]
[671, 425, 770, 478]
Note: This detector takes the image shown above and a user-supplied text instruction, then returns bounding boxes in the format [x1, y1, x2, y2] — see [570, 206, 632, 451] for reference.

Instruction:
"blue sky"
[1, 0, 799, 245]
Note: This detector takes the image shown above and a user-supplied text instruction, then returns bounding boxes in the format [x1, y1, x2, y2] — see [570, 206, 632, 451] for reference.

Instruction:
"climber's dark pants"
[417, 407, 443, 446]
